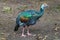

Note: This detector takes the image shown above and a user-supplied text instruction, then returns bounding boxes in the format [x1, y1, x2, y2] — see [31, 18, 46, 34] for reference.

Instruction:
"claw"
[21, 34, 26, 37]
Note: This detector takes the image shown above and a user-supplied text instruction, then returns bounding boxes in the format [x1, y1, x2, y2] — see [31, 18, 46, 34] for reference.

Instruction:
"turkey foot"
[27, 33, 32, 36]
[21, 34, 26, 37]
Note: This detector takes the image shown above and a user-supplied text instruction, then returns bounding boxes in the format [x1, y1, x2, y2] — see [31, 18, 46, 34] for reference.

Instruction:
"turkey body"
[14, 3, 48, 31]
[16, 8, 44, 26]
[14, 8, 44, 31]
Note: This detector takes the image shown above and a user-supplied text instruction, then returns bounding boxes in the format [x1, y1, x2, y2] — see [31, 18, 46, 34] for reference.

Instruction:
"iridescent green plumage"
[14, 3, 48, 31]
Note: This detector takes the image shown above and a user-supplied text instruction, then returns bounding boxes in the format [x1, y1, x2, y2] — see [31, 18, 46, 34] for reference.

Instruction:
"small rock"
[54, 27, 60, 31]
[42, 35, 48, 40]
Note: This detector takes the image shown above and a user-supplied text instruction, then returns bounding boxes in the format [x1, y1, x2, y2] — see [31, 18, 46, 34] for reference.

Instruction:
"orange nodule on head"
[43, 3, 48, 7]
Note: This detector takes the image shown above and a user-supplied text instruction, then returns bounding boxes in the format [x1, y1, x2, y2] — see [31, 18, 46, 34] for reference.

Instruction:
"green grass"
[51, 5, 60, 11]
[56, 5, 60, 10]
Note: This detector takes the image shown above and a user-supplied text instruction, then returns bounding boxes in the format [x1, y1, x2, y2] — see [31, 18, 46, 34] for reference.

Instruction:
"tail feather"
[14, 24, 19, 31]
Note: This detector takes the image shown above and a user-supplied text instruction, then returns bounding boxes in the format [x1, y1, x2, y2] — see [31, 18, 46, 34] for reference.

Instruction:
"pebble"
[42, 35, 48, 40]
[54, 27, 60, 31]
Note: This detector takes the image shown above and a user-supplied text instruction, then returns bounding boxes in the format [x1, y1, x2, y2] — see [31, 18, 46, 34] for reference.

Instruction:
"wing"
[18, 11, 32, 22]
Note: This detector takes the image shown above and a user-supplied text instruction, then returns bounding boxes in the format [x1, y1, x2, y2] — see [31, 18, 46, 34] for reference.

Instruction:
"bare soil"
[0, 0, 60, 40]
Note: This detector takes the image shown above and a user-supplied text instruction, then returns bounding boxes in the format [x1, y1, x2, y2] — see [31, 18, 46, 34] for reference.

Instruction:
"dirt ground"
[0, 0, 60, 40]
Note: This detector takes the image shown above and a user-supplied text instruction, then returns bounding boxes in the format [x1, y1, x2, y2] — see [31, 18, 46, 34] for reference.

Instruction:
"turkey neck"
[39, 8, 44, 17]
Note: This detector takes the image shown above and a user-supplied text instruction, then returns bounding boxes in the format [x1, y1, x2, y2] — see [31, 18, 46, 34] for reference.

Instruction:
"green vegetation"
[2, 6, 12, 13]
[56, 5, 60, 10]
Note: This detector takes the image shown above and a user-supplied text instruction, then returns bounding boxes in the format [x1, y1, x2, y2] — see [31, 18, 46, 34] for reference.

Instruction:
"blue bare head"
[41, 3, 48, 9]
[38, 3, 48, 16]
